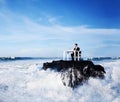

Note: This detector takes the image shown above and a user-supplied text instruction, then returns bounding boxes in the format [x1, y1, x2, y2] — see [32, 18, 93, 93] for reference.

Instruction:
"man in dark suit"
[71, 43, 81, 61]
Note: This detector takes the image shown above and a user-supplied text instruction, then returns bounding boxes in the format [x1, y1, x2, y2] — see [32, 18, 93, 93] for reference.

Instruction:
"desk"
[63, 50, 80, 61]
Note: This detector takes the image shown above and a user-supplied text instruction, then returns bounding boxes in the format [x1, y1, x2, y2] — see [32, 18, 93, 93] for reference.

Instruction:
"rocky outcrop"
[42, 60, 106, 88]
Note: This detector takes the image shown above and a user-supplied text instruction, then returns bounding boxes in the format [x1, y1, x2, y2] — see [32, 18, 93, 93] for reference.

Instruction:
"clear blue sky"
[0, 0, 120, 57]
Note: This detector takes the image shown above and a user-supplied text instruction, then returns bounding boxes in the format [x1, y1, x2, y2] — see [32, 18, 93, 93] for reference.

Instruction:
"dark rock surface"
[42, 60, 106, 88]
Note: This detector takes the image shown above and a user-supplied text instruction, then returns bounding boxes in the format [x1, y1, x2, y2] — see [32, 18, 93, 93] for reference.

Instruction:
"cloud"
[0, 7, 120, 57]
[47, 16, 58, 24]
[0, 8, 120, 42]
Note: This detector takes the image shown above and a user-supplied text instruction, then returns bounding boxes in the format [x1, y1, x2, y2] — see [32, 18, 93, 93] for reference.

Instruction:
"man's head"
[75, 43, 78, 47]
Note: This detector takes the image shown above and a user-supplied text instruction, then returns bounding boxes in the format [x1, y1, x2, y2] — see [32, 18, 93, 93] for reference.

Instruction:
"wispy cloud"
[0, 7, 120, 57]
[0, 8, 120, 39]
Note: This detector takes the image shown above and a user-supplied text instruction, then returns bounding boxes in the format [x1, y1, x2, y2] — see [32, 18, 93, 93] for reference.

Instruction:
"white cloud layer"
[0, 59, 120, 102]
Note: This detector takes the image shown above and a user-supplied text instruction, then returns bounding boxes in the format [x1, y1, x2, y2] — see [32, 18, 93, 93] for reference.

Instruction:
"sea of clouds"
[0, 59, 120, 102]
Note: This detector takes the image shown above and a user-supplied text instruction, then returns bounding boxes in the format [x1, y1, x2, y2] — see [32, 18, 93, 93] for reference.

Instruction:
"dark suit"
[71, 47, 81, 61]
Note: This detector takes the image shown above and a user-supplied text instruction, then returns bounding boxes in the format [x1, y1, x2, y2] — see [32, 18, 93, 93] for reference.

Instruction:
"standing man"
[71, 43, 81, 61]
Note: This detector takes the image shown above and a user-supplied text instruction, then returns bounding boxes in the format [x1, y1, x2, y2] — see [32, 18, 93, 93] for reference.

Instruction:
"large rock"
[42, 60, 106, 88]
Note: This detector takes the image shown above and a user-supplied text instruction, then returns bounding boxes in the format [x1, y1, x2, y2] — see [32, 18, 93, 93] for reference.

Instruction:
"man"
[71, 43, 81, 61]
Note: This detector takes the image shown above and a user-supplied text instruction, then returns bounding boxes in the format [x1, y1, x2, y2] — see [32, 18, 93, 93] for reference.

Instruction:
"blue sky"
[0, 0, 120, 57]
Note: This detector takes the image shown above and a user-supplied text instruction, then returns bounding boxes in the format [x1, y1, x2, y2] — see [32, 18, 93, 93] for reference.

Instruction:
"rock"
[91, 65, 106, 79]
[42, 60, 106, 88]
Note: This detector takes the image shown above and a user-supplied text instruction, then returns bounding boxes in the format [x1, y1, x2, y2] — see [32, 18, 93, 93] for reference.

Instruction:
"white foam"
[0, 59, 120, 102]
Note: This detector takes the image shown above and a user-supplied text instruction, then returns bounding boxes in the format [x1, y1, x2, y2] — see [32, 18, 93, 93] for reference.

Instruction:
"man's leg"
[71, 53, 74, 61]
